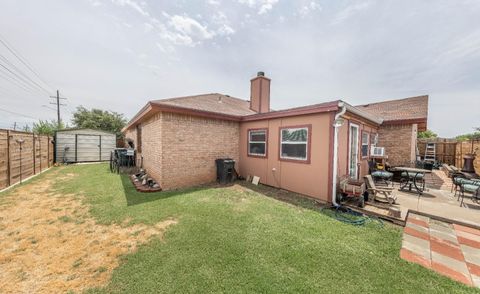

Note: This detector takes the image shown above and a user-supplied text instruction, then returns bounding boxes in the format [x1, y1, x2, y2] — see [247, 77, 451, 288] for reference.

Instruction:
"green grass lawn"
[29, 164, 480, 293]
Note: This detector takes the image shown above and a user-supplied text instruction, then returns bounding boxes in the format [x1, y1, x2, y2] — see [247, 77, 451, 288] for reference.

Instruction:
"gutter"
[331, 101, 347, 206]
[344, 103, 383, 125]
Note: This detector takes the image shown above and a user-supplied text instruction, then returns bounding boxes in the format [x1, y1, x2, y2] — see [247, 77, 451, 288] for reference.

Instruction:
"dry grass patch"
[0, 170, 176, 294]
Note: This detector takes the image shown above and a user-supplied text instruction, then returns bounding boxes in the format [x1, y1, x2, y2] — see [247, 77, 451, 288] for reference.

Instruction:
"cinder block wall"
[161, 112, 240, 190]
[378, 124, 417, 166]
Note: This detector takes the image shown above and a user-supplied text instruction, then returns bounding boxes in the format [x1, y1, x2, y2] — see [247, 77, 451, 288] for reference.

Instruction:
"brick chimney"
[250, 71, 270, 113]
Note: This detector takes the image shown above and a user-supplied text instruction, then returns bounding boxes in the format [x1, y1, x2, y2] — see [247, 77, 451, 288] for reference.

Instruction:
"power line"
[50, 90, 68, 128]
[0, 33, 54, 92]
[0, 69, 41, 95]
[0, 53, 52, 95]
[0, 106, 40, 120]
[0, 61, 49, 95]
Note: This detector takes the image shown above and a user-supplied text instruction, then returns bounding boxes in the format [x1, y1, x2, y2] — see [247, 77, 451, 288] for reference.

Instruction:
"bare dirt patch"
[0, 170, 177, 293]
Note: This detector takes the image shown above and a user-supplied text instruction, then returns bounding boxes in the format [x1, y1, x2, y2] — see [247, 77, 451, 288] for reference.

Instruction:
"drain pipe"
[331, 101, 346, 207]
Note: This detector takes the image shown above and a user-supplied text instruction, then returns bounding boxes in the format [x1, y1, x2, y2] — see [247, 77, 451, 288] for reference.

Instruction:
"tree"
[32, 120, 65, 136]
[455, 127, 480, 141]
[417, 129, 437, 139]
[72, 106, 126, 137]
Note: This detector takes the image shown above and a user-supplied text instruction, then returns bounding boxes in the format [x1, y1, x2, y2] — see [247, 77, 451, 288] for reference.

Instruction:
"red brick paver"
[401, 213, 480, 288]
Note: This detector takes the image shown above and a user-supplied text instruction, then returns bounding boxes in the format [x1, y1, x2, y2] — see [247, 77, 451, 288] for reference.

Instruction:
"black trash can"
[215, 158, 236, 184]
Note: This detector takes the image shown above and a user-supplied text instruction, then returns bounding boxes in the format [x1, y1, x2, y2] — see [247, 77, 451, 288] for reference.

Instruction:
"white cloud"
[168, 14, 215, 40]
[111, 0, 150, 17]
[88, 0, 102, 7]
[207, 0, 221, 5]
[143, 22, 154, 33]
[331, 1, 371, 25]
[238, 0, 279, 15]
[298, 1, 322, 17]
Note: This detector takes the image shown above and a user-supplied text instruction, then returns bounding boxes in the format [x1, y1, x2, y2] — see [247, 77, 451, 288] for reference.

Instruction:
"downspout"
[331, 101, 346, 207]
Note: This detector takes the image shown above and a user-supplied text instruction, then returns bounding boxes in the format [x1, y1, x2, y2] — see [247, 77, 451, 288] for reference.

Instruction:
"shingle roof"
[356, 95, 428, 122]
[151, 93, 256, 117]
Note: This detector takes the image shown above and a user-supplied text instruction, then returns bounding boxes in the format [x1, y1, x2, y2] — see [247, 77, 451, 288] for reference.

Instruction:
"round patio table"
[393, 167, 431, 195]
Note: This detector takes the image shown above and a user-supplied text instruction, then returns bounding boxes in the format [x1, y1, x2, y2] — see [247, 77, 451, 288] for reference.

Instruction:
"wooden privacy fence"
[417, 138, 457, 165]
[417, 138, 480, 172]
[0, 129, 54, 190]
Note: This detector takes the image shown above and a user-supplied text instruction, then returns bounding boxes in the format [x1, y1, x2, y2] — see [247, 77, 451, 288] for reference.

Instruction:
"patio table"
[393, 167, 431, 195]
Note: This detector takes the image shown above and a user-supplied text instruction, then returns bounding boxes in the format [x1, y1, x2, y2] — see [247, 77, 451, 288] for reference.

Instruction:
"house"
[357, 95, 429, 166]
[123, 72, 428, 203]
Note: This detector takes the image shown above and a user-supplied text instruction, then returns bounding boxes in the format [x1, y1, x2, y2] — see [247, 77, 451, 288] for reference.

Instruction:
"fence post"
[33, 133, 36, 175]
[39, 136, 42, 172]
[48, 136, 51, 167]
[6, 130, 10, 187]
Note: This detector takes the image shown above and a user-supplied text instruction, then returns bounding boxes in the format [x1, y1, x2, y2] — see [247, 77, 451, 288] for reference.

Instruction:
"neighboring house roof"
[356, 95, 428, 123]
[151, 93, 256, 117]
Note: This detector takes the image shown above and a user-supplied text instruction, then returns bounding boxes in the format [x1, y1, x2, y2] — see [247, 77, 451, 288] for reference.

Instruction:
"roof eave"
[122, 102, 154, 132]
[241, 101, 340, 121]
[122, 101, 244, 132]
[343, 103, 383, 125]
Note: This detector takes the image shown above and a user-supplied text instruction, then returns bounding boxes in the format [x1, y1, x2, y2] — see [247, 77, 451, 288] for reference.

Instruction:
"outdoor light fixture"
[16, 138, 25, 183]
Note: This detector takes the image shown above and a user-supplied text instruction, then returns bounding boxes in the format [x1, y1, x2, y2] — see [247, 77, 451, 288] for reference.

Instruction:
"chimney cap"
[257, 71, 265, 77]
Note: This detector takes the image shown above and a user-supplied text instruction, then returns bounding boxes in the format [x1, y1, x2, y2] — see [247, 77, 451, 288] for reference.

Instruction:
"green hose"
[321, 205, 383, 227]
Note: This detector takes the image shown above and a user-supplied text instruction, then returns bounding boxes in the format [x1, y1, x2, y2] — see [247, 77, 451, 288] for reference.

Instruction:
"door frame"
[348, 123, 360, 179]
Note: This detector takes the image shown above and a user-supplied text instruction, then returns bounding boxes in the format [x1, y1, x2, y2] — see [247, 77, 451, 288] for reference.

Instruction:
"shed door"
[76, 135, 101, 162]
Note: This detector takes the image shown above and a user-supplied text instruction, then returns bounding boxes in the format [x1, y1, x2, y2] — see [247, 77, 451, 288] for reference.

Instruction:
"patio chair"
[451, 172, 468, 196]
[458, 179, 480, 206]
[364, 175, 397, 205]
[368, 160, 393, 186]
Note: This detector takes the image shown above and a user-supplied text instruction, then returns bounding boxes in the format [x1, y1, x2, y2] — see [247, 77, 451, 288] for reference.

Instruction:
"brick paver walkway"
[401, 212, 480, 287]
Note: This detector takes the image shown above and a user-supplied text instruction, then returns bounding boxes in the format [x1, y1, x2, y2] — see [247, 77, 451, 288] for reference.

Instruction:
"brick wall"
[141, 113, 163, 183]
[378, 124, 417, 166]
[161, 112, 239, 190]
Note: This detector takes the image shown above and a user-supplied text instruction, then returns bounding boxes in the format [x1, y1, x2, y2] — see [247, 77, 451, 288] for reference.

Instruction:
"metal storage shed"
[55, 128, 116, 163]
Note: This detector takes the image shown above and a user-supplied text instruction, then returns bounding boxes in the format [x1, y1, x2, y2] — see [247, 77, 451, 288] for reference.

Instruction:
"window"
[136, 125, 142, 153]
[248, 129, 267, 157]
[361, 132, 369, 157]
[370, 133, 378, 147]
[280, 126, 310, 161]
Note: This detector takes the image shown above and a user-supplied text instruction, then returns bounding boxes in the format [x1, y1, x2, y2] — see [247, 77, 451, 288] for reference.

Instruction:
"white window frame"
[361, 132, 369, 158]
[348, 123, 359, 179]
[248, 129, 267, 157]
[280, 127, 309, 161]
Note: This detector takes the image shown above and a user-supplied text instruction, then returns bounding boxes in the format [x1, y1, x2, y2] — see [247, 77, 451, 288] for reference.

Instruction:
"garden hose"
[321, 205, 383, 227]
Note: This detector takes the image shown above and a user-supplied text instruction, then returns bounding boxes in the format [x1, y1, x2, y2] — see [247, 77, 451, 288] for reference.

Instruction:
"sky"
[0, 0, 479, 137]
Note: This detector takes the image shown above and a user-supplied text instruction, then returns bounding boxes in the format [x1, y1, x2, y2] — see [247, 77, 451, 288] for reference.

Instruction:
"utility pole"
[13, 122, 16, 130]
[49, 90, 67, 128]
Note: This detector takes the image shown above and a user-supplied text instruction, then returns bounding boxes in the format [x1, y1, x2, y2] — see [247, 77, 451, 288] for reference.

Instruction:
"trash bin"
[215, 158, 235, 184]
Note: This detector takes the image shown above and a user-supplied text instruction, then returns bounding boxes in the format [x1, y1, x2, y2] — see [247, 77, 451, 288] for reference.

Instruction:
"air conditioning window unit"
[371, 146, 385, 156]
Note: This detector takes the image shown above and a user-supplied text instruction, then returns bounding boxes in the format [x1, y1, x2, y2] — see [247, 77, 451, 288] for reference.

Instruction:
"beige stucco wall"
[239, 113, 333, 201]
[160, 112, 240, 190]
[336, 116, 379, 185]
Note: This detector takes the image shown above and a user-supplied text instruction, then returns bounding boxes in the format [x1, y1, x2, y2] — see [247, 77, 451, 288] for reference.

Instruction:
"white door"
[348, 124, 359, 179]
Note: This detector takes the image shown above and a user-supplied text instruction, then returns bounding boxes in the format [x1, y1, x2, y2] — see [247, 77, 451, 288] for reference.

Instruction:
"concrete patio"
[363, 170, 480, 226]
